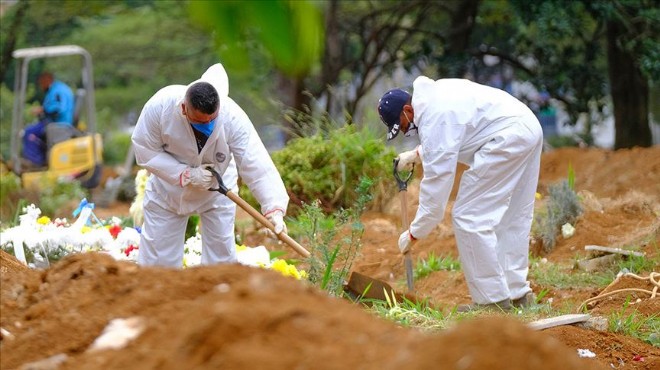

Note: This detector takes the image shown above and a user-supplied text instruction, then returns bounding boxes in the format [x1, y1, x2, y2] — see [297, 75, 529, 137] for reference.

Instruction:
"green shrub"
[241, 125, 396, 215]
[546, 135, 581, 148]
[0, 169, 24, 223]
[102, 132, 133, 165]
[38, 180, 89, 218]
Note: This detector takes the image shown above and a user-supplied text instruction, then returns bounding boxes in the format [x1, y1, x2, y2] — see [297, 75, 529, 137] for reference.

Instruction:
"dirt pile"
[2, 146, 659, 370]
[1, 252, 605, 370]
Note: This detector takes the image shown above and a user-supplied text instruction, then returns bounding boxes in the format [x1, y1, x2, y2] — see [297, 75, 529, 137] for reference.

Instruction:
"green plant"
[185, 215, 200, 241]
[546, 135, 582, 148]
[102, 132, 133, 166]
[530, 261, 614, 289]
[534, 179, 583, 253]
[608, 298, 659, 345]
[567, 162, 575, 190]
[369, 290, 447, 330]
[38, 180, 88, 218]
[0, 169, 23, 223]
[414, 252, 461, 279]
[615, 253, 659, 274]
[293, 177, 373, 297]
[241, 124, 396, 215]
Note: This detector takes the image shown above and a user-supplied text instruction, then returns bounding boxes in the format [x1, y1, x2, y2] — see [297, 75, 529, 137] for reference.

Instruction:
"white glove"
[179, 167, 213, 188]
[396, 145, 422, 171]
[265, 209, 288, 235]
[398, 230, 416, 254]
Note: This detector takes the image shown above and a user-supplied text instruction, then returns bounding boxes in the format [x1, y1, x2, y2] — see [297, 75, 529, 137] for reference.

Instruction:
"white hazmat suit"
[408, 77, 543, 305]
[132, 64, 289, 267]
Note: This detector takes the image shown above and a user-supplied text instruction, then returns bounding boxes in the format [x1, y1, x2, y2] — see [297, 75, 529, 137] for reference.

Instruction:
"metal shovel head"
[344, 271, 419, 305]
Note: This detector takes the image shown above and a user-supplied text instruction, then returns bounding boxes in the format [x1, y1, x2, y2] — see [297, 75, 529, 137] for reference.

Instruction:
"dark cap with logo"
[378, 88, 411, 140]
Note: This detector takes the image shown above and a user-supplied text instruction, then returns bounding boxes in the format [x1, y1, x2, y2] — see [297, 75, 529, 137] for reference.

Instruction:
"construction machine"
[8, 45, 103, 189]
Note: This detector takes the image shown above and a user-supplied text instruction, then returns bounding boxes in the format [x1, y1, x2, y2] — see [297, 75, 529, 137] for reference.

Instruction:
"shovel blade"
[344, 271, 397, 302]
[404, 253, 414, 292]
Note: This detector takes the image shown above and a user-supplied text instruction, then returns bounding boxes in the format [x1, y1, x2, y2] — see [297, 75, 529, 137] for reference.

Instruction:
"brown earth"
[2, 146, 659, 370]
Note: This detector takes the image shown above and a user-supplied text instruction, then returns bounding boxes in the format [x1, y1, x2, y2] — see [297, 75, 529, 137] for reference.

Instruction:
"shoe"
[456, 298, 512, 313]
[512, 292, 536, 308]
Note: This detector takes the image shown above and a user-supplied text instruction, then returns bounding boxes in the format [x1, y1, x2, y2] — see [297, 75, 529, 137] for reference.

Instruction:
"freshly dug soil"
[3, 146, 659, 370]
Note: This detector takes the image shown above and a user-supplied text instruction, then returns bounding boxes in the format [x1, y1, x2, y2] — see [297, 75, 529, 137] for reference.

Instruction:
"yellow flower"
[235, 244, 247, 251]
[37, 216, 51, 225]
[535, 192, 542, 200]
[81, 225, 91, 234]
[270, 259, 305, 280]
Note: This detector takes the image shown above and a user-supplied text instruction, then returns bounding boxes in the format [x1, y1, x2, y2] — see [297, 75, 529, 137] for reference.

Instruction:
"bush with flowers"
[0, 201, 305, 280]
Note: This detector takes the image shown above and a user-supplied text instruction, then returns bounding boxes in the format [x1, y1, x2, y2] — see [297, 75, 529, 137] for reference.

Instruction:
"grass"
[414, 252, 461, 279]
[366, 291, 450, 331]
[359, 250, 659, 349]
[608, 298, 660, 346]
[530, 260, 615, 289]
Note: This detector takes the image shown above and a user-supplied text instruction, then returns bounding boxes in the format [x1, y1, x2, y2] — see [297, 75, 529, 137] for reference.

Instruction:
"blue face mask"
[190, 118, 216, 137]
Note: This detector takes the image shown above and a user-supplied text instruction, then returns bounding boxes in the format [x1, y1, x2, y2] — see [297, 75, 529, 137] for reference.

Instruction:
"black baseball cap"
[378, 88, 411, 140]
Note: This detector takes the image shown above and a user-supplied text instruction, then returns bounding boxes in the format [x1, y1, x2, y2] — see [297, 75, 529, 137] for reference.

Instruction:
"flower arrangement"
[129, 169, 149, 227]
[1, 202, 305, 280]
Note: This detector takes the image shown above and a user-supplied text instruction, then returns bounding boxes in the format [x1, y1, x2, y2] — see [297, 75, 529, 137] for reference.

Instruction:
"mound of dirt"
[1, 252, 605, 370]
[2, 146, 659, 370]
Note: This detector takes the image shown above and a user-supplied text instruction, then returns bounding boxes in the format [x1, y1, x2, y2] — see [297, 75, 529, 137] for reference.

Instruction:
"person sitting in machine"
[22, 71, 75, 168]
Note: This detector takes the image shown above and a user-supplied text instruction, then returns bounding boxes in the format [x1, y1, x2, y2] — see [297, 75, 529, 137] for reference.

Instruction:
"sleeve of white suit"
[131, 96, 188, 186]
[225, 99, 289, 215]
[409, 121, 466, 239]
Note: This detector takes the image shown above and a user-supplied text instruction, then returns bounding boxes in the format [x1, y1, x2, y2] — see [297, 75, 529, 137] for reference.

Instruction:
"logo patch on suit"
[216, 152, 227, 163]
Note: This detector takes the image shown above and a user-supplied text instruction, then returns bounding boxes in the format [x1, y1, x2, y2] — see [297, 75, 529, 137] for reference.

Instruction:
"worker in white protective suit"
[132, 64, 289, 267]
[377, 76, 543, 311]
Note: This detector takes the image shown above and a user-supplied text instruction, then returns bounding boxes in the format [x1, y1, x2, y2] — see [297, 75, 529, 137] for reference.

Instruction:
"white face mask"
[403, 112, 418, 137]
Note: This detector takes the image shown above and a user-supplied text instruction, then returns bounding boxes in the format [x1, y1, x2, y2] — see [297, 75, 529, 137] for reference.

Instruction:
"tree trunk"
[606, 19, 651, 149]
[321, 0, 341, 116]
[441, 0, 479, 78]
[0, 1, 29, 84]
[277, 72, 310, 141]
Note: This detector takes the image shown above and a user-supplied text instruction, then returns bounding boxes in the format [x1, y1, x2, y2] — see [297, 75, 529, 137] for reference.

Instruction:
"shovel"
[343, 160, 419, 303]
[394, 158, 415, 293]
[205, 167, 310, 258]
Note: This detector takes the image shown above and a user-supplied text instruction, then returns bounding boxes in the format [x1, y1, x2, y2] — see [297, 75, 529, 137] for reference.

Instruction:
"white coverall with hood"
[409, 76, 543, 304]
[132, 64, 288, 267]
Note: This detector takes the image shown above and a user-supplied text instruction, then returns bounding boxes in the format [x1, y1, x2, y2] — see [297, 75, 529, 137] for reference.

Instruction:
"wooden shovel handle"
[205, 166, 310, 258]
[225, 191, 310, 258]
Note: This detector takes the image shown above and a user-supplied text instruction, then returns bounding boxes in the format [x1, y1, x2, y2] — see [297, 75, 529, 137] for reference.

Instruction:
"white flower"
[112, 228, 141, 250]
[561, 223, 575, 239]
[236, 245, 271, 267]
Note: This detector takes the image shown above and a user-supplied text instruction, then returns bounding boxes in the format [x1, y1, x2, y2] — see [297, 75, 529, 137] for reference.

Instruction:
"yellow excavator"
[8, 45, 103, 189]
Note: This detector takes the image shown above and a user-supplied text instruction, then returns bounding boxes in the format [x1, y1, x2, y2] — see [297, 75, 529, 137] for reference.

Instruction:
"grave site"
[1, 146, 658, 370]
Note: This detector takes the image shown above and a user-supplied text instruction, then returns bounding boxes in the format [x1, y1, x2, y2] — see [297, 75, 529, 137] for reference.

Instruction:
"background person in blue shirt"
[22, 72, 75, 167]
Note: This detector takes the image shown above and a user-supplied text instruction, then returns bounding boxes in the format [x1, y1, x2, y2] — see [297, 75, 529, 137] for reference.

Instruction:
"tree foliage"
[1, 0, 656, 150]
[188, 0, 324, 78]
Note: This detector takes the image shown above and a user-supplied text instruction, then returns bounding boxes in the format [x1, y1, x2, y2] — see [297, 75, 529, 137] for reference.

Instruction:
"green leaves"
[267, 125, 396, 214]
[188, 0, 324, 77]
